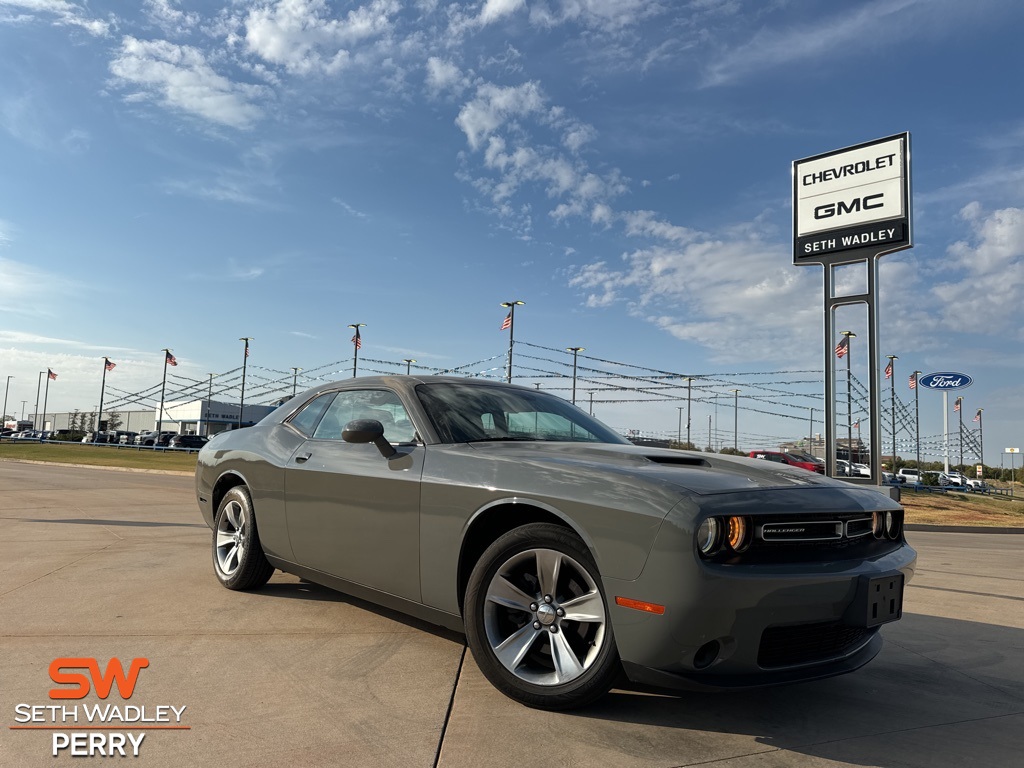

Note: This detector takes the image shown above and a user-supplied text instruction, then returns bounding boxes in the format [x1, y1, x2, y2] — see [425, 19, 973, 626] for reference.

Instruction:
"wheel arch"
[211, 471, 249, 515]
[456, 499, 595, 615]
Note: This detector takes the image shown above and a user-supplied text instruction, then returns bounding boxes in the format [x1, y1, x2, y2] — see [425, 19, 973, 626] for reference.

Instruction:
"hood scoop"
[645, 455, 710, 467]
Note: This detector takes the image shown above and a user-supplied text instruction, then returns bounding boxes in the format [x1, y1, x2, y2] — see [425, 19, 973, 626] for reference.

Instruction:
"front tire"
[212, 486, 274, 590]
[464, 523, 620, 710]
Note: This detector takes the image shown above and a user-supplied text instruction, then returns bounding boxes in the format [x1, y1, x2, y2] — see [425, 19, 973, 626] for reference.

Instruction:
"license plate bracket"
[847, 573, 904, 628]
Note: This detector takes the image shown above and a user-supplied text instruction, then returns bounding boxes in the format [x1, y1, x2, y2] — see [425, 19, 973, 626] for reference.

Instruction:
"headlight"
[726, 516, 751, 552]
[696, 518, 721, 556]
[872, 510, 884, 538]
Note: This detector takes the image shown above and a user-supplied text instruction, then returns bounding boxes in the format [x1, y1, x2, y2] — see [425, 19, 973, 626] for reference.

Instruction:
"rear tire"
[464, 523, 620, 710]
[212, 486, 274, 590]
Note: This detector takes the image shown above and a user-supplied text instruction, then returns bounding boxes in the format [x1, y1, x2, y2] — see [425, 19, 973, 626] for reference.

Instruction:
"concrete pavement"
[1, 461, 1021, 767]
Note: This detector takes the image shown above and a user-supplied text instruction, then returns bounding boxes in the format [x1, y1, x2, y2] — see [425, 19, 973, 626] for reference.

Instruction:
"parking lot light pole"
[238, 338, 253, 429]
[206, 373, 215, 436]
[21, 400, 27, 420]
[686, 377, 694, 448]
[291, 367, 302, 397]
[887, 355, 898, 470]
[96, 358, 112, 443]
[566, 347, 585, 404]
[911, 371, 922, 469]
[731, 389, 740, 451]
[956, 396, 964, 469]
[677, 406, 683, 444]
[3, 375, 13, 423]
[403, 359, 416, 375]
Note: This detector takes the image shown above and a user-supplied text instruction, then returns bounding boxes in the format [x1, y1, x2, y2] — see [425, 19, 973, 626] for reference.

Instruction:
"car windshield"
[416, 382, 628, 445]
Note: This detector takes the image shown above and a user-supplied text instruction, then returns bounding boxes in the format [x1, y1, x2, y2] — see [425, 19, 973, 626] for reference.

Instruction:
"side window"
[769, 453, 786, 463]
[287, 392, 337, 437]
[313, 390, 417, 444]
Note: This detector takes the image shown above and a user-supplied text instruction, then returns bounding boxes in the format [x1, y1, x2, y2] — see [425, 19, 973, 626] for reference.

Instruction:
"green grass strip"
[0, 441, 197, 472]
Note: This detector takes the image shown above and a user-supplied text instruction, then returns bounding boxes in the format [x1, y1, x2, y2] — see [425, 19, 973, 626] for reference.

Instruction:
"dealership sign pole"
[793, 133, 912, 484]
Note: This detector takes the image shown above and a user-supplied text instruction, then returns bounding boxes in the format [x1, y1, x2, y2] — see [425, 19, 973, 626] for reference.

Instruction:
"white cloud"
[480, 0, 526, 26]
[109, 36, 266, 129]
[425, 57, 468, 98]
[456, 81, 546, 151]
[933, 203, 1024, 338]
[332, 197, 368, 219]
[0, 257, 85, 317]
[701, 0, 922, 87]
[0, 0, 110, 36]
[243, 0, 399, 76]
[527, 0, 662, 32]
[143, 0, 199, 35]
[569, 223, 822, 362]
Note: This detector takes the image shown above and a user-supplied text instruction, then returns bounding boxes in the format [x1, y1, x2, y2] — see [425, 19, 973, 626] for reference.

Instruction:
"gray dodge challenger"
[196, 376, 915, 709]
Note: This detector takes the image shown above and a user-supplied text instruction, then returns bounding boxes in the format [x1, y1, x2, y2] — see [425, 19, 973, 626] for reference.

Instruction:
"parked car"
[112, 431, 138, 445]
[197, 376, 915, 710]
[965, 477, 989, 492]
[748, 450, 825, 473]
[835, 458, 852, 476]
[82, 431, 117, 443]
[896, 467, 922, 485]
[939, 471, 968, 488]
[881, 471, 900, 486]
[851, 462, 872, 478]
[168, 434, 208, 449]
[139, 430, 177, 447]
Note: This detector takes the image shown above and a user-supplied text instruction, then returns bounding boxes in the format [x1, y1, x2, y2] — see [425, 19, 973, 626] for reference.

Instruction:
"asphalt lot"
[1, 461, 1022, 767]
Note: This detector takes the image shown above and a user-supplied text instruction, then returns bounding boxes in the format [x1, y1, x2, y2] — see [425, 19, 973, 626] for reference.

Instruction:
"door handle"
[295, 452, 312, 463]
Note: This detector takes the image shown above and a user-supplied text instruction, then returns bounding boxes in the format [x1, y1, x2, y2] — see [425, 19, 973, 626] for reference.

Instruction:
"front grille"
[758, 622, 875, 668]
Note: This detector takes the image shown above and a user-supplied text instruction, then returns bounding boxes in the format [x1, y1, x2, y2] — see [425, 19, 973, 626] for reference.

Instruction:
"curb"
[906, 524, 1024, 535]
[0, 458, 194, 477]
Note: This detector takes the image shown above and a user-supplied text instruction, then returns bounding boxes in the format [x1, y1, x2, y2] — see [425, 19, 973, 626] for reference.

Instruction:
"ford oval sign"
[919, 372, 973, 390]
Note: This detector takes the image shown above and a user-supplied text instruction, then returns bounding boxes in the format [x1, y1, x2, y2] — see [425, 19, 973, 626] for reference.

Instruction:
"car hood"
[464, 441, 846, 496]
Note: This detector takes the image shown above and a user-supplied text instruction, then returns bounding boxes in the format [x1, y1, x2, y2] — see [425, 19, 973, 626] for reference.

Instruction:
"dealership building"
[31, 398, 277, 436]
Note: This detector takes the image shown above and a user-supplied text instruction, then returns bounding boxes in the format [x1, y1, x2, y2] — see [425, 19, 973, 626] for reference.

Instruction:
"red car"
[748, 450, 825, 473]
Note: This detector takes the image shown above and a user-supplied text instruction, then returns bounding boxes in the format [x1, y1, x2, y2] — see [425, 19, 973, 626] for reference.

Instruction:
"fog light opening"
[693, 639, 721, 670]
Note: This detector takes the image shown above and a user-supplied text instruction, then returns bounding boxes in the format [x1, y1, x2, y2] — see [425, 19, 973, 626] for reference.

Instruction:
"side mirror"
[342, 419, 397, 459]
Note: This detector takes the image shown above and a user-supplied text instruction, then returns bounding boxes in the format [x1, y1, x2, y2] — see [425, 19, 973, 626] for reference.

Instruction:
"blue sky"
[1, 0, 1022, 465]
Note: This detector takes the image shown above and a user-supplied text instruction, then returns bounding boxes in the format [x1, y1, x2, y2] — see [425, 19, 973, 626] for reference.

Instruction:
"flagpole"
[34, 371, 44, 430]
[886, 355, 897, 469]
[206, 373, 215, 436]
[500, 300, 525, 382]
[840, 331, 856, 464]
[238, 338, 252, 429]
[157, 349, 172, 443]
[42, 371, 52, 433]
[96, 358, 110, 444]
[977, 409, 984, 470]
[348, 324, 366, 378]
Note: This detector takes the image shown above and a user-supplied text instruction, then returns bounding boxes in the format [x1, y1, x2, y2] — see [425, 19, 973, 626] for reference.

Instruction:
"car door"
[284, 388, 423, 601]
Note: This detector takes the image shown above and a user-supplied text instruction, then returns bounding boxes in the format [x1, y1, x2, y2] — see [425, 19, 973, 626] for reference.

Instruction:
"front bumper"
[604, 498, 917, 691]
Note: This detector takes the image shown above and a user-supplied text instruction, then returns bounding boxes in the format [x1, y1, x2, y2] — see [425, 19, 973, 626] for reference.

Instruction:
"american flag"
[104, 359, 116, 371]
[166, 351, 178, 367]
[853, 419, 859, 429]
[954, 398, 961, 412]
[500, 311, 512, 331]
[48, 369, 57, 380]
[908, 373, 917, 390]
[974, 409, 982, 422]
[884, 361, 892, 379]
[351, 327, 362, 350]
[244, 341, 249, 357]
[834, 335, 849, 359]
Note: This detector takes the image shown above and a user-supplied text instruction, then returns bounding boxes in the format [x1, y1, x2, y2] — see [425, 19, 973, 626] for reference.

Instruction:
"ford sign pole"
[918, 373, 973, 475]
